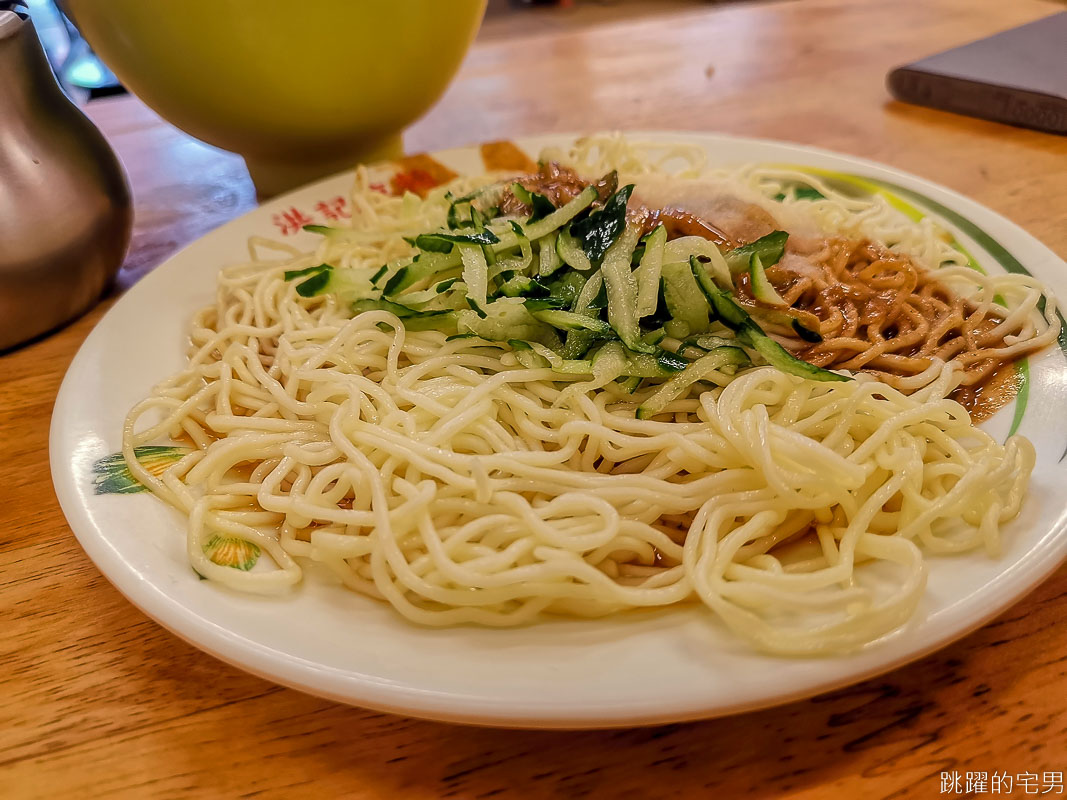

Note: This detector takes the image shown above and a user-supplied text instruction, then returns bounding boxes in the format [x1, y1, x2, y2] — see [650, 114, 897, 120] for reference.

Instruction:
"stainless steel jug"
[0, 8, 131, 351]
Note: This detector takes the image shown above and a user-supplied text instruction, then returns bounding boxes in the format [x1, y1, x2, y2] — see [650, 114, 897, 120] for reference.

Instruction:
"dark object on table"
[0, 9, 131, 351]
[5, 0, 123, 99]
[49, 0, 123, 98]
[58, 21, 124, 98]
[887, 12, 1067, 135]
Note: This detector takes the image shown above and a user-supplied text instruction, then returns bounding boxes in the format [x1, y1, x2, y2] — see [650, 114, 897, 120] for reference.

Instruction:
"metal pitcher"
[0, 7, 131, 351]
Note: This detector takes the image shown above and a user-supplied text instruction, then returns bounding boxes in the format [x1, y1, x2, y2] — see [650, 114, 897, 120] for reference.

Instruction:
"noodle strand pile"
[122, 136, 1052, 654]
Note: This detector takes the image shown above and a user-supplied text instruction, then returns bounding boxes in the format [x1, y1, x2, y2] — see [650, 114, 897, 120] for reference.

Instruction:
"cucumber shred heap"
[286, 175, 849, 412]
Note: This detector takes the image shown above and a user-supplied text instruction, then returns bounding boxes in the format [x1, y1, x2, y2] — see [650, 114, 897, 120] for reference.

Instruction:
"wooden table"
[5, 0, 1066, 796]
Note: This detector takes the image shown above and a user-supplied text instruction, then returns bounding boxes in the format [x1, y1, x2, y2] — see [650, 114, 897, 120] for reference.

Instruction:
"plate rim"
[49, 130, 1067, 728]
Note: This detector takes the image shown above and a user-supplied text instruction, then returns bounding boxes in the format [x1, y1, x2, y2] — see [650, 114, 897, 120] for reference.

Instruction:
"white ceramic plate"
[51, 133, 1067, 728]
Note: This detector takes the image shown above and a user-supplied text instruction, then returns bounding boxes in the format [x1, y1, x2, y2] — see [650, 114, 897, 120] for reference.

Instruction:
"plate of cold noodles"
[51, 133, 1067, 727]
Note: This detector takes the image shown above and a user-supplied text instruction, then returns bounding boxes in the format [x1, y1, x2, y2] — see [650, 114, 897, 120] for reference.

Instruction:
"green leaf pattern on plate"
[203, 535, 260, 571]
[92, 446, 260, 571]
[92, 445, 190, 495]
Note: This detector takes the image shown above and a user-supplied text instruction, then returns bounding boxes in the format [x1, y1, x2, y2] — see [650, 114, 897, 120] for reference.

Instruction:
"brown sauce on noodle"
[741, 237, 1039, 420]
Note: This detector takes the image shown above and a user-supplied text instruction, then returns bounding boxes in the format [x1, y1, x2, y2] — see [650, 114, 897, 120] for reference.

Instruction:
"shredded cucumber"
[286, 264, 376, 300]
[635, 225, 667, 318]
[532, 309, 614, 335]
[456, 297, 556, 345]
[748, 253, 787, 306]
[459, 244, 489, 311]
[637, 347, 751, 419]
[293, 173, 849, 395]
[661, 262, 710, 333]
[724, 230, 788, 273]
[600, 225, 654, 354]
[702, 289, 849, 383]
[523, 185, 598, 240]
[666, 236, 732, 288]
[538, 231, 563, 277]
[495, 221, 534, 274]
[556, 226, 593, 271]
[573, 271, 603, 313]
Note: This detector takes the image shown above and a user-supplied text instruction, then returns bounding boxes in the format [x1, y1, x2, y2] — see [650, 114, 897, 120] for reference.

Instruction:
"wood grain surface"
[4, 0, 1067, 796]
